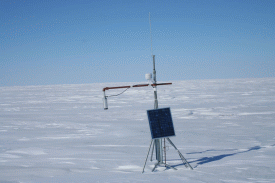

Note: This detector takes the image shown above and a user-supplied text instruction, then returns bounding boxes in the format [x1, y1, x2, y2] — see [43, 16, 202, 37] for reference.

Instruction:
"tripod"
[142, 137, 193, 173]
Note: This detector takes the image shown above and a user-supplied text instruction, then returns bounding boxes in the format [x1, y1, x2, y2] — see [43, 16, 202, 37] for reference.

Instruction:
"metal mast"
[152, 55, 163, 163]
[153, 55, 158, 109]
[149, 12, 163, 164]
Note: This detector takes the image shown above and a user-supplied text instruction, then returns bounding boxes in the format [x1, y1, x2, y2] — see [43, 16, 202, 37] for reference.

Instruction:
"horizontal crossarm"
[151, 83, 172, 86]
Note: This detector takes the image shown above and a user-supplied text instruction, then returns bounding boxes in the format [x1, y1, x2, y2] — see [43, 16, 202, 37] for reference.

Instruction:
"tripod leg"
[152, 162, 159, 172]
[142, 139, 154, 173]
[166, 138, 193, 170]
[150, 140, 155, 161]
[178, 151, 192, 169]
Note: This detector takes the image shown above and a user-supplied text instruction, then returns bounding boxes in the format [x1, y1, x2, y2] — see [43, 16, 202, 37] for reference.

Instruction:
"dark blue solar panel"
[147, 108, 175, 139]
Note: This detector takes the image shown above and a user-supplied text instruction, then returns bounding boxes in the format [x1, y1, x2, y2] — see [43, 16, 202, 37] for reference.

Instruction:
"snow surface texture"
[0, 78, 275, 183]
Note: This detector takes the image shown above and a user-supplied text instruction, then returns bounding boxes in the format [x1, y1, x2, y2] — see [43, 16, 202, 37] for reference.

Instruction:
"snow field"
[0, 78, 275, 182]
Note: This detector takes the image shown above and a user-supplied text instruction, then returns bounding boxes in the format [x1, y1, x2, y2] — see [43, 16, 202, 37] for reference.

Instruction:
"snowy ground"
[1, 78, 275, 183]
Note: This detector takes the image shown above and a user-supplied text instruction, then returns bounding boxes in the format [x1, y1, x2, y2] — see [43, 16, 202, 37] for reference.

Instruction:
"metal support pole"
[153, 55, 158, 109]
[152, 55, 163, 164]
[142, 54, 176, 173]
[164, 138, 166, 166]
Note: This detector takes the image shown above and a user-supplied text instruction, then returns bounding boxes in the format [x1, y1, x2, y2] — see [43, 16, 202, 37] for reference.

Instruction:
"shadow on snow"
[168, 144, 275, 169]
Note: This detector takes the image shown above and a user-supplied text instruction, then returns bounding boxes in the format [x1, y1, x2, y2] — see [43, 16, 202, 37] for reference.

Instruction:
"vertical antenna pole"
[149, 12, 153, 57]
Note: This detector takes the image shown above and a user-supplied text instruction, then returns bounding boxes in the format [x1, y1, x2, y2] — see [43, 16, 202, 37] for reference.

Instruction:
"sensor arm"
[103, 85, 131, 91]
[102, 83, 172, 91]
[102, 82, 172, 110]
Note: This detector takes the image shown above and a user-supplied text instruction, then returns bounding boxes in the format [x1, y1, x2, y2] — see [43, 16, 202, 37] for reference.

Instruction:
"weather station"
[102, 13, 192, 173]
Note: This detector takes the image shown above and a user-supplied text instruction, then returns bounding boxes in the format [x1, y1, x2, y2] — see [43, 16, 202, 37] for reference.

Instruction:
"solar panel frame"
[147, 107, 175, 139]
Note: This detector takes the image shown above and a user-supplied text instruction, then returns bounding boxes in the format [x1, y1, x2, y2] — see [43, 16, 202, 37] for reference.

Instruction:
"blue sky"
[1, 0, 274, 86]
